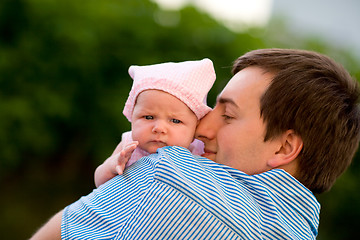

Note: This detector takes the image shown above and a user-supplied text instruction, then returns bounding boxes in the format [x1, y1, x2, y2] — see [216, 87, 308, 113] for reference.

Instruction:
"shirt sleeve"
[61, 155, 158, 240]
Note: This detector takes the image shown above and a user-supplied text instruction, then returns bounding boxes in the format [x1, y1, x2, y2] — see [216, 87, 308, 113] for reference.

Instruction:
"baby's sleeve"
[188, 139, 205, 156]
[121, 131, 133, 145]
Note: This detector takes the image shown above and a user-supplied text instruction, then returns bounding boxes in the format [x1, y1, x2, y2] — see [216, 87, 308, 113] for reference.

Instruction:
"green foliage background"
[0, 0, 359, 239]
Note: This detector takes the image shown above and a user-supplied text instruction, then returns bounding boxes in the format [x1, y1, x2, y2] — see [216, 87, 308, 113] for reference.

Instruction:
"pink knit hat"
[123, 58, 216, 121]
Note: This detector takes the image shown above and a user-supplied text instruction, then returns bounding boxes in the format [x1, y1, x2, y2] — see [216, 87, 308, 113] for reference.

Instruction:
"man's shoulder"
[151, 146, 246, 203]
[153, 146, 229, 181]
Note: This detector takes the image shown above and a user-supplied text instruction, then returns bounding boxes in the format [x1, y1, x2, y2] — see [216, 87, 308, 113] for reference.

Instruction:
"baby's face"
[131, 90, 198, 154]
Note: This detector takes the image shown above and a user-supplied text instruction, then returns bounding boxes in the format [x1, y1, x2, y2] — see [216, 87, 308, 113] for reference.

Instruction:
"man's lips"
[201, 149, 216, 158]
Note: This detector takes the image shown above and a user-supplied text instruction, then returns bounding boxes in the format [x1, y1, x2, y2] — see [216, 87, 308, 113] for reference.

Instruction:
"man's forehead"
[218, 67, 272, 101]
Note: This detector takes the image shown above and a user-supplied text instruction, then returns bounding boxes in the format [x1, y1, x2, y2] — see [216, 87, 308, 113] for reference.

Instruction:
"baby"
[95, 59, 216, 187]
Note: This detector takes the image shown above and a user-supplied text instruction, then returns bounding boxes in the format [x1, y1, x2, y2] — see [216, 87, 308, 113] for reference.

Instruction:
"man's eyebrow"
[216, 95, 239, 109]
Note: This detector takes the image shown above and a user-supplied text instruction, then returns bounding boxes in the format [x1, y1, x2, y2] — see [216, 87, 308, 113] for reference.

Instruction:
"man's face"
[196, 66, 281, 174]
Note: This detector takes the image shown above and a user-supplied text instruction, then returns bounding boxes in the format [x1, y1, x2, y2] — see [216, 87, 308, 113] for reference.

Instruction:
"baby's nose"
[152, 120, 167, 134]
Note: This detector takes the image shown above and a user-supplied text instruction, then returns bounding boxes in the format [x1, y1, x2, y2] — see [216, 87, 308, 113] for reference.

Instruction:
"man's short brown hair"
[232, 49, 360, 194]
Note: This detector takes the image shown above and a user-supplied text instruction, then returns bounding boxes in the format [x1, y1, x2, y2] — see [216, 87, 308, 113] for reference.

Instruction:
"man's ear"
[268, 130, 303, 168]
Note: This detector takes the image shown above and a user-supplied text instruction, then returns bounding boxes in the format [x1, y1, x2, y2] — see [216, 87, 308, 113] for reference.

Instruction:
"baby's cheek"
[179, 135, 196, 148]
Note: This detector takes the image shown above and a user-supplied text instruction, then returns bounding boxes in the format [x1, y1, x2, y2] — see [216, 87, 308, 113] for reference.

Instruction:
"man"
[31, 49, 360, 239]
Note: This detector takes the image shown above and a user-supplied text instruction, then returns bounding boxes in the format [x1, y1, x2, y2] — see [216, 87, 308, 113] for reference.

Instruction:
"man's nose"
[152, 120, 167, 134]
[195, 109, 221, 141]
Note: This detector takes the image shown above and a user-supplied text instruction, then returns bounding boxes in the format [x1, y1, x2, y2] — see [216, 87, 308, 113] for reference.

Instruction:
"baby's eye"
[171, 119, 182, 124]
[144, 115, 154, 120]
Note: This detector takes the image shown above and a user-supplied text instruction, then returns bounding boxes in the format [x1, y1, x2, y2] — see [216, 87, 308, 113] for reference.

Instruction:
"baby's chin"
[145, 143, 167, 153]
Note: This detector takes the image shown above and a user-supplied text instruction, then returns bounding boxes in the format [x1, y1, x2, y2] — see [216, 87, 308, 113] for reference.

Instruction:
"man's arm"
[30, 210, 63, 240]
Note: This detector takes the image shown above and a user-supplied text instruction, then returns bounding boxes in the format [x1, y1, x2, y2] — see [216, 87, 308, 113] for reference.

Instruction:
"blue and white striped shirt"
[61, 146, 320, 239]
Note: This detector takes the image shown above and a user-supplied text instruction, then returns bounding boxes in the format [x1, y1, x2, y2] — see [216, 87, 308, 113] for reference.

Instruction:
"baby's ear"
[268, 130, 303, 168]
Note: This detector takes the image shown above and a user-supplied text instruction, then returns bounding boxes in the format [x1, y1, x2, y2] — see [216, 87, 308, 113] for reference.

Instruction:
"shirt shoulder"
[151, 146, 320, 239]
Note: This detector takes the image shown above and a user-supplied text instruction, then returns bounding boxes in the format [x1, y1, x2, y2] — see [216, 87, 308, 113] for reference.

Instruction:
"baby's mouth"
[149, 140, 167, 146]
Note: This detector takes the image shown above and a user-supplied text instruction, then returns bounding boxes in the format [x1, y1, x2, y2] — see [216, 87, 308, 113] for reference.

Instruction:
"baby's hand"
[94, 140, 139, 187]
[115, 141, 139, 175]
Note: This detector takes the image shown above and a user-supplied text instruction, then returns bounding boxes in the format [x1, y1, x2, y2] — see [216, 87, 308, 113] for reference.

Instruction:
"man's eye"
[222, 114, 233, 120]
[171, 119, 181, 124]
[144, 115, 153, 120]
